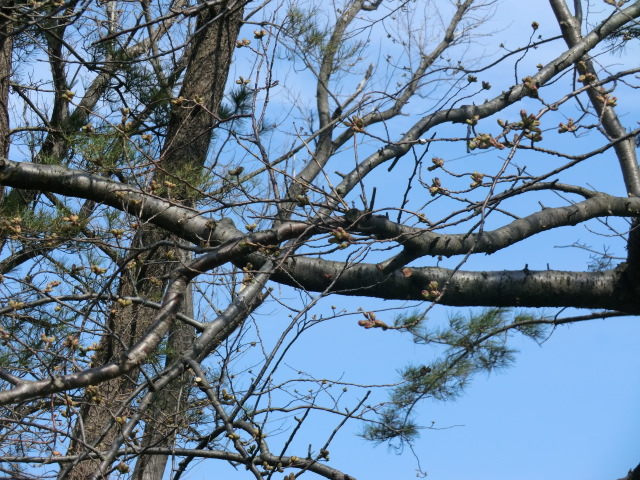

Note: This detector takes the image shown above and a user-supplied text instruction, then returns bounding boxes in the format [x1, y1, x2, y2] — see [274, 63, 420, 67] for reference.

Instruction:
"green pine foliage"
[364, 308, 549, 444]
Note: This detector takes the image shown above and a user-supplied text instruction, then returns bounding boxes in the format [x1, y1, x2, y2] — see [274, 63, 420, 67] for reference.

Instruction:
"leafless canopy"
[0, 0, 639, 478]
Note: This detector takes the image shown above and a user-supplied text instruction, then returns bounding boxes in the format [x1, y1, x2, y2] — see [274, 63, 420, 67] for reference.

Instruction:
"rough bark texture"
[549, 0, 640, 279]
[0, 2, 12, 207]
[130, 246, 195, 480]
[63, 2, 244, 479]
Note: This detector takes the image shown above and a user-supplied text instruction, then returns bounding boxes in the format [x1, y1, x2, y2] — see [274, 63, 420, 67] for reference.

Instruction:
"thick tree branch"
[332, 0, 476, 150]
[347, 193, 640, 270]
[333, 1, 640, 195]
[549, 0, 640, 278]
[0, 237, 291, 406]
[4, 158, 640, 314]
[269, 259, 638, 312]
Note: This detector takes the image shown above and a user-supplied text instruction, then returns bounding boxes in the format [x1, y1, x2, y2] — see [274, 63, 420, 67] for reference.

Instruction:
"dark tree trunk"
[0, 2, 12, 206]
[62, 3, 244, 479]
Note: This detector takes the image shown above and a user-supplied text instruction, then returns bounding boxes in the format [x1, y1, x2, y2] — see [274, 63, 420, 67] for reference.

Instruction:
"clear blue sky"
[3, 1, 638, 479]
[185, 2, 640, 479]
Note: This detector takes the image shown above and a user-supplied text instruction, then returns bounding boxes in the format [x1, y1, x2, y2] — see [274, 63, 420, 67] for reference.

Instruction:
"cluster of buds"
[236, 76, 250, 85]
[63, 335, 80, 350]
[429, 177, 443, 197]
[498, 110, 542, 142]
[86, 385, 102, 404]
[328, 227, 354, 249]
[148, 179, 160, 192]
[63, 394, 77, 409]
[62, 214, 80, 225]
[468, 133, 505, 150]
[76, 341, 98, 358]
[236, 38, 251, 48]
[229, 166, 244, 176]
[524, 130, 542, 142]
[44, 232, 58, 247]
[465, 115, 479, 126]
[3, 217, 22, 238]
[261, 461, 284, 473]
[358, 311, 389, 330]
[9, 300, 25, 310]
[119, 107, 133, 131]
[558, 118, 577, 133]
[254, 29, 267, 39]
[126, 259, 139, 270]
[295, 194, 309, 206]
[90, 264, 107, 275]
[241, 263, 255, 288]
[171, 96, 185, 106]
[115, 462, 130, 474]
[470, 171, 484, 188]
[595, 94, 617, 107]
[258, 243, 280, 257]
[578, 72, 597, 83]
[421, 280, 441, 301]
[43, 280, 61, 293]
[522, 76, 539, 98]
[61, 90, 75, 102]
[221, 388, 235, 402]
[0, 328, 10, 341]
[518, 109, 541, 130]
[346, 115, 365, 133]
[110, 228, 125, 239]
[428, 157, 444, 171]
[40, 333, 56, 345]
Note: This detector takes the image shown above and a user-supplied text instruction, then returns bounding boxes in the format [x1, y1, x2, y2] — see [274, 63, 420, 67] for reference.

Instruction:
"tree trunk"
[62, 2, 244, 479]
[0, 3, 12, 207]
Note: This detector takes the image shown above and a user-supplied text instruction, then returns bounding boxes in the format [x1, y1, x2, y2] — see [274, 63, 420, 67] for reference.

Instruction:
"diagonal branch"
[333, 1, 640, 197]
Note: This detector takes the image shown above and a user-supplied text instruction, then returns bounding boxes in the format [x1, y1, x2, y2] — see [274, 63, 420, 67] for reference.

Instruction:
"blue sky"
[188, 307, 640, 480]
[182, 2, 640, 479]
[3, 1, 638, 479]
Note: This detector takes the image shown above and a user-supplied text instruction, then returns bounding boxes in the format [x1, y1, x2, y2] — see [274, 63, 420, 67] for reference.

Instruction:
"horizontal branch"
[347, 193, 640, 270]
[0, 448, 356, 480]
[267, 258, 638, 313]
[0, 158, 312, 252]
[3, 159, 639, 312]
